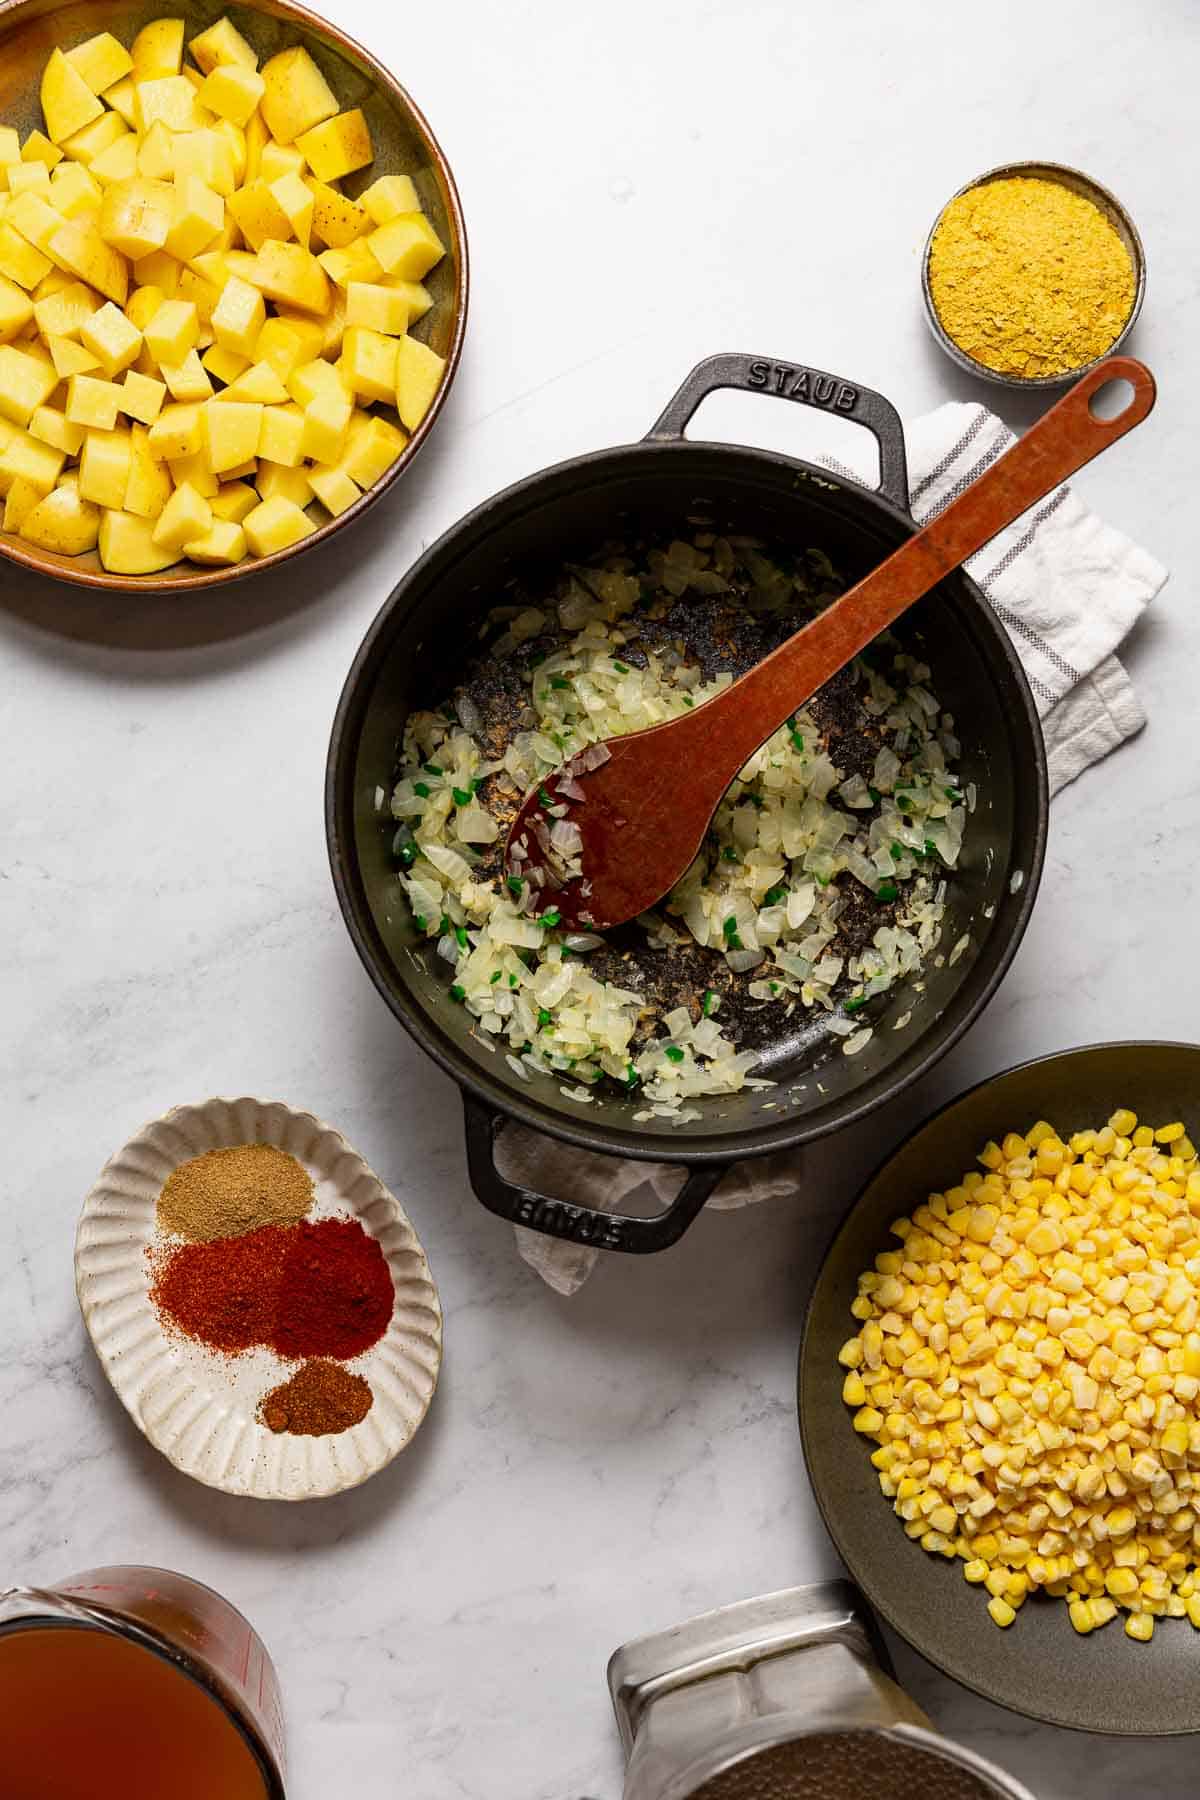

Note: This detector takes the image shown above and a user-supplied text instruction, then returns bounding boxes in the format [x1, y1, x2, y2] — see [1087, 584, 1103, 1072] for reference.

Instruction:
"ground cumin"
[259, 1360, 374, 1436]
[157, 1142, 314, 1241]
[928, 175, 1135, 380]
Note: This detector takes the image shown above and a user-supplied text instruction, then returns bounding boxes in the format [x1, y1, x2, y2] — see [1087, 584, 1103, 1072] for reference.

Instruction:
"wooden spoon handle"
[709, 356, 1156, 777]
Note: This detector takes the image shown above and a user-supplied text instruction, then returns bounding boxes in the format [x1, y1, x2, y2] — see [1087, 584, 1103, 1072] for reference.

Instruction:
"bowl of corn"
[0, 0, 467, 588]
[800, 1041, 1200, 1735]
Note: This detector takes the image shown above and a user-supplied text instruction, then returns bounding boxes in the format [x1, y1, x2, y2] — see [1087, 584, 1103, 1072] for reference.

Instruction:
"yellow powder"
[928, 176, 1135, 380]
[157, 1142, 314, 1241]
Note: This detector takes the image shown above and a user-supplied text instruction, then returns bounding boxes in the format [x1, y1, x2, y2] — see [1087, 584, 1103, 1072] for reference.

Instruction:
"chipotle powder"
[150, 1217, 395, 1361]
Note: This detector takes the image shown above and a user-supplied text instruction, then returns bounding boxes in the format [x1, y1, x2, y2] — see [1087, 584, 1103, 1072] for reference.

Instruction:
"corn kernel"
[987, 1597, 1016, 1628]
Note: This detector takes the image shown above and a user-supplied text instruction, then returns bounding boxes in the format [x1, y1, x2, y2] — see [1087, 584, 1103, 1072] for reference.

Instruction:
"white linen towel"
[505, 400, 1167, 1294]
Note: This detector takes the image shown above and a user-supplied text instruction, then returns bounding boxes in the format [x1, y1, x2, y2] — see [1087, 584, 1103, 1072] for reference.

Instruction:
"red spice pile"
[151, 1216, 394, 1360]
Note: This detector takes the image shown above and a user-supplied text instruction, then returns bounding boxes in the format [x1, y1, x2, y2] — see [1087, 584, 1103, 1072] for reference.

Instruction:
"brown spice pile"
[259, 1360, 373, 1437]
[157, 1143, 314, 1241]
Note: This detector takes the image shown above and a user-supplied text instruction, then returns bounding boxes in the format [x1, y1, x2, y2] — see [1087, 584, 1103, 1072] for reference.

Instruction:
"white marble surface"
[0, 0, 1196, 1794]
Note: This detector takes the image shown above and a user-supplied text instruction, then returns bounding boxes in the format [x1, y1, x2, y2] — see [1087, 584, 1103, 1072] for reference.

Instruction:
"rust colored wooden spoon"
[505, 355, 1155, 930]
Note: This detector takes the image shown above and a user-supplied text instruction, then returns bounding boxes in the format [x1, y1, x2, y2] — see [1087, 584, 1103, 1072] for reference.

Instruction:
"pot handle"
[461, 1092, 724, 1254]
[645, 353, 910, 513]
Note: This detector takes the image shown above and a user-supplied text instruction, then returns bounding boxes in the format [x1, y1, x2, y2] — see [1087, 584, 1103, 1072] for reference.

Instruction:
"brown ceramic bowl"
[0, 0, 468, 590]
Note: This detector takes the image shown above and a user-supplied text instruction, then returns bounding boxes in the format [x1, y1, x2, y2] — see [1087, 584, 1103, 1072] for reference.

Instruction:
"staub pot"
[327, 354, 1048, 1253]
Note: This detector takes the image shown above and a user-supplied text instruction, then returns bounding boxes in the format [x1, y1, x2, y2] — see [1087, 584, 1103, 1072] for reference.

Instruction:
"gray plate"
[799, 1041, 1200, 1735]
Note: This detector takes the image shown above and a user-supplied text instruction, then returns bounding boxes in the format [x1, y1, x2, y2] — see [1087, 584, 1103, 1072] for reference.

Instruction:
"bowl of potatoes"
[0, 0, 467, 588]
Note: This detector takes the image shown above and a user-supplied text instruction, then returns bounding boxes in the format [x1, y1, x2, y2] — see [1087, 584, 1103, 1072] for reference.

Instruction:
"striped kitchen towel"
[511, 398, 1167, 1294]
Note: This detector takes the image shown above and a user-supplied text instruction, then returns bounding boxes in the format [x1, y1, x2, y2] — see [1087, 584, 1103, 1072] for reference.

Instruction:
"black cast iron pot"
[327, 354, 1049, 1254]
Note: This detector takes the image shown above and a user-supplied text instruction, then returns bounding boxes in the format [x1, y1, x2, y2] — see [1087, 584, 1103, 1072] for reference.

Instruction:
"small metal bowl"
[922, 160, 1146, 392]
[0, 0, 468, 592]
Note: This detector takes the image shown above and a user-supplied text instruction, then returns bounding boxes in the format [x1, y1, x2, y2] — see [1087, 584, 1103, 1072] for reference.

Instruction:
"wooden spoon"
[505, 356, 1155, 930]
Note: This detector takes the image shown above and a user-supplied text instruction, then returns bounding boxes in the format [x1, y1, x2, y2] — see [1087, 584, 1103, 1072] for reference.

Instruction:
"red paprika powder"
[151, 1216, 394, 1361]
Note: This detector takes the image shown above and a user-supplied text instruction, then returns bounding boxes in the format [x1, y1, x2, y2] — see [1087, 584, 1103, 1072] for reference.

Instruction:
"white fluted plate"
[75, 1097, 443, 1501]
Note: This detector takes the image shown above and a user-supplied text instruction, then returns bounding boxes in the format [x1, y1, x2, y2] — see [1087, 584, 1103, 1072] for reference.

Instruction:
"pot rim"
[326, 433, 1049, 1165]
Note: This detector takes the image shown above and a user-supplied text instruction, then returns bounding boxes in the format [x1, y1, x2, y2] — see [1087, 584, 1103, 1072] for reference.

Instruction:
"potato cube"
[227, 179, 292, 251]
[388, 279, 434, 326]
[316, 286, 345, 357]
[341, 325, 397, 404]
[165, 449, 219, 495]
[144, 297, 198, 365]
[61, 110, 128, 167]
[21, 131, 61, 175]
[210, 479, 257, 521]
[136, 76, 202, 133]
[98, 506, 180, 571]
[0, 126, 20, 172]
[0, 424, 64, 492]
[133, 248, 180, 295]
[217, 359, 288, 404]
[246, 239, 328, 313]
[358, 175, 420, 226]
[368, 213, 445, 281]
[99, 176, 172, 261]
[201, 397, 260, 473]
[254, 459, 312, 506]
[120, 421, 168, 515]
[0, 222, 51, 289]
[300, 390, 349, 463]
[89, 134, 139, 188]
[20, 481, 100, 553]
[160, 348, 212, 402]
[104, 78, 139, 129]
[125, 286, 166, 337]
[199, 63, 264, 127]
[341, 411, 407, 488]
[243, 491, 313, 554]
[182, 515, 245, 563]
[78, 425, 132, 507]
[152, 477, 210, 548]
[9, 164, 52, 200]
[286, 356, 345, 409]
[48, 218, 128, 305]
[66, 372, 122, 429]
[309, 462, 360, 517]
[319, 240, 382, 288]
[210, 275, 265, 359]
[30, 404, 84, 455]
[49, 161, 102, 218]
[41, 49, 105, 144]
[201, 343, 247, 386]
[46, 333, 98, 377]
[269, 170, 312, 248]
[8, 192, 66, 256]
[189, 17, 258, 74]
[164, 176, 223, 261]
[394, 335, 446, 431]
[259, 46, 337, 144]
[177, 267, 221, 324]
[130, 17, 184, 80]
[79, 300, 142, 375]
[258, 139, 304, 184]
[0, 344, 59, 423]
[5, 474, 43, 532]
[147, 399, 202, 459]
[67, 32, 133, 96]
[307, 179, 369, 249]
[119, 368, 166, 425]
[254, 314, 320, 378]
[170, 129, 236, 197]
[256, 400, 305, 465]
[135, 120, 174, 181]
[33, 279, 98, 341]
[295, 108, 372, 183]
[243, 107, 268, 182]
[0, 274, 34, 342]
[344, 279, 409, 337]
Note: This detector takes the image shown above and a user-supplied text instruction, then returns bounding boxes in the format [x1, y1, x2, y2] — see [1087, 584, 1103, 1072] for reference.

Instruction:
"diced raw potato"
[5, 474, 43, 531]
[125, 285, 166, 335]
[189, 17, 258, 75]
[152, 476, 210, 547]
[30, 404, 85, 455]
[78, 424, 132, 506]
[163, 175, 223, 260]
[62, 110, 128, 166]
[136, 119, 174, 180]
[89, 134, 139, 187]
[392, 277, 436, 324]
[67, 32, 134, 96]
[164, 448, 218, 495]
[23, 132, 62, 169]
[33, 280, 99, 341]
[394, 334, 446, 430]
[0, 127, 20, 172]
[49, 162, 102, 218]
[19, 480, 100, 552]
[269, 170, 312, 248]
[9, 163, 52, 199]
[122, 421, 170, 515]
[0, 425, 65, 491]
[227, 179, 292, 251]
[211, 479, 257, 521]
[8, 193, 67, 257]
[143, 297, 198, 365]
[98, 505, 180, 571]
[182, 515, 246, 563]
[255, 458, 312, 506]
[344, 280, 408, 336]
[242, 490, 313, 553]
[47, 333, 99, 377]
[247, 239, 328, 313]
[294, 108, 372, 182]
[48, 219, 128, 305]
[258, 139, 304, 184]
[259, 46, 337, 144]
[199, 63, 264, 127]
[80, 300, 141, 375]
[306, 179, 369, 249]
[256, 400, 305, 465]
[213, 118, 248, 187]
[367, 213, 445, 281]
[169, 128, 235, 195]
[243, 107, 268, 183]
[210, 274, 265, 357]
[0, 344, 59, 423]
[119, 368, 165, 424]
[202, 343, 248, 385]
[300, 388, 349, 462]
[177, 267, 220, 324]
[134, 248, 180, 294]
[131, 19, 185, 82]
[66, 373, 122, 429]
[146, 399, 202, 458]
[308, 462, 359, 516]
[160, 347, 212, 401]
[358, 174, 420, 225]
[340, 411, 406, 488]
[217, 359, 287, 404]
[319, 240, 381, 288]
[0, 274, 34, 342]
[135, 75, 203, 133]
[341, 324, 397, 403]
[202, 396, 261, 471]
[41, 50, 105, 145]
[254, 314, 320, 378]
[104, 78, 139, 129]
[0, 223, 52, 289]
